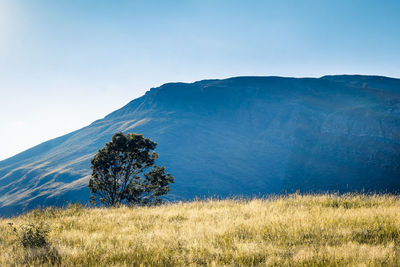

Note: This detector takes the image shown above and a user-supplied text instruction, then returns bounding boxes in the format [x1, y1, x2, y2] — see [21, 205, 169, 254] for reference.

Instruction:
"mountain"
[1, 75, 399, 216]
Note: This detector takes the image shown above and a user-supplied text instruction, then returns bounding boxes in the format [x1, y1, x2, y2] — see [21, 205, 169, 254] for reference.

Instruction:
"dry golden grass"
[1, 194, 400, 266]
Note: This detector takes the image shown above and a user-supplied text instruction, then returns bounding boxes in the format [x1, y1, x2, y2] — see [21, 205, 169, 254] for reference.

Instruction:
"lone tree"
[88, 132, 174, 206]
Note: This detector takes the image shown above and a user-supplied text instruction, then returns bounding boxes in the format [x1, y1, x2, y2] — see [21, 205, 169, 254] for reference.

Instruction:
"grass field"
[1, 194, 400, 266]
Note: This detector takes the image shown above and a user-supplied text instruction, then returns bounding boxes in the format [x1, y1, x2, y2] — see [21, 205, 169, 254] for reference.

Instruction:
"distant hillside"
[0, 75, 399, 216]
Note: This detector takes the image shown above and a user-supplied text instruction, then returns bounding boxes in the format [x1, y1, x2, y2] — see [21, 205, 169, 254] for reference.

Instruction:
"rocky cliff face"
[0, 75, 399, 216]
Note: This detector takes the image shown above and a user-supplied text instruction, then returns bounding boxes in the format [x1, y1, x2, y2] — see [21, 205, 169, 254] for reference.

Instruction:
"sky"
[1, 0, 400, 160]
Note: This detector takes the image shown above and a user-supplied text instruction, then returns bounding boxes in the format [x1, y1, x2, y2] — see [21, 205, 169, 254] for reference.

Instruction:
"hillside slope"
[0, 75, 399, 215]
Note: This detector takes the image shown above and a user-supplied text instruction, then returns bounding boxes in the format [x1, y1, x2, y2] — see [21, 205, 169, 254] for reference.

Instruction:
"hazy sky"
[1, 0, 400, 160]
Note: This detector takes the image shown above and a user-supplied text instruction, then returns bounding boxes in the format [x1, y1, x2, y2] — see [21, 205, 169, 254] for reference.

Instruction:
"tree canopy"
[88, 132, 174, 206]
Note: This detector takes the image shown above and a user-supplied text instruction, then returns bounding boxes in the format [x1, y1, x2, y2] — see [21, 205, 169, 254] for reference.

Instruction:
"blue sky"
[1, 0, 400, 160]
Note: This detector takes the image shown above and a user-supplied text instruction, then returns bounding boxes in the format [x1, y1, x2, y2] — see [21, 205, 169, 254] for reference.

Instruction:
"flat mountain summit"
[1, 75, 399, 216]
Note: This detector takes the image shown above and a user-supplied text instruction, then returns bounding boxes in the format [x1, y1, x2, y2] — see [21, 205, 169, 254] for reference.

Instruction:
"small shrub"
[19, 222, 49, 249]
[9, 222, 61, 264]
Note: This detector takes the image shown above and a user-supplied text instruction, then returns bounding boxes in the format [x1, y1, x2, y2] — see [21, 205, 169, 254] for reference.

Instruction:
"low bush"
[9, 222, 61, 264]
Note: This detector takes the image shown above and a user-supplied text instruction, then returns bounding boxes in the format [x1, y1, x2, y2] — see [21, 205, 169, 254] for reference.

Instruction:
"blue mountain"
[1, 75, 399, 216]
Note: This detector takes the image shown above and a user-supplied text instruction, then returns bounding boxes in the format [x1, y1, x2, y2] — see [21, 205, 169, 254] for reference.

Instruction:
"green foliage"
[89, 132, 174, 206]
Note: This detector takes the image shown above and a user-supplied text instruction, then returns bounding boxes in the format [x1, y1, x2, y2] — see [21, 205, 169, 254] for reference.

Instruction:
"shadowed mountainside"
[0, 75, 399, 216]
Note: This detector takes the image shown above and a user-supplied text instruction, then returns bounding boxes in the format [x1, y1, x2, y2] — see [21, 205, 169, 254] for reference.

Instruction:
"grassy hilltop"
[1, 194, 400, 266]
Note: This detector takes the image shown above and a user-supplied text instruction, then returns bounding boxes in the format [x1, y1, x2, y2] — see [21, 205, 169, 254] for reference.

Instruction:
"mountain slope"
[1, 75, 399, 216]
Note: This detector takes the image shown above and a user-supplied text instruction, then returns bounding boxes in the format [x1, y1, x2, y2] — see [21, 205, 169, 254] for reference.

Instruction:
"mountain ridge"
[1, 75, 399, 216]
